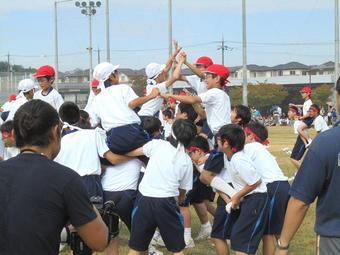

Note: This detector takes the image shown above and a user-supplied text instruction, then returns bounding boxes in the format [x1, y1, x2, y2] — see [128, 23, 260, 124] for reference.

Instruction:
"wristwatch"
[277, 239, 290, 250]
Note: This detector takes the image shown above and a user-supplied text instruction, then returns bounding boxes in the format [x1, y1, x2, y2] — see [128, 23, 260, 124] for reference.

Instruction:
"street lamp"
[54, 0, 74, 91]
[75, 0, 101, 84]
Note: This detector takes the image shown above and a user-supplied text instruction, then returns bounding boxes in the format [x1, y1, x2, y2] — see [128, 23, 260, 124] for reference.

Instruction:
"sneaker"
[195, 226, 212, 241]
[185, 237, 195, 248]
[148, 245, 164, 255]
[150, 231, 165, 247]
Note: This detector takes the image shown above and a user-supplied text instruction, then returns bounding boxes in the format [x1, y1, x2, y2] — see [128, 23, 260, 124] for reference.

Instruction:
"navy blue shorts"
[103, 190, 137, 236]
[230, 192, 269, 254]
[203, 149, 224, 174]
[303, 117, 314, 127]
[106, 123, 150, 154]
[264, 181, 290, 235]
[188, 181, 215, 204]
[202, 119, 214, 139]
[290, 136, 306, 160]
[211, 196, 239, 240]
[81, 175, 103, 200]
[129, 195, 185, 253]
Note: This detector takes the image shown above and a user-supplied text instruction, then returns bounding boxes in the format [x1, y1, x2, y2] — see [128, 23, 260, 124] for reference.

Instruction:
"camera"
[67, 197, 119, 255]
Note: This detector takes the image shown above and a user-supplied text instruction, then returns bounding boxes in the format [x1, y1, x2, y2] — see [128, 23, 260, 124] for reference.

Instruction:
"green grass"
[61, 126, 317, 254]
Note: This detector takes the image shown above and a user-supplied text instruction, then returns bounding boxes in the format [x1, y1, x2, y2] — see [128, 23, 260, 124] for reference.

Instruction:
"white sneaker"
[185, 237, 195, 248]
[150, 231, 165, 247]
[195, 226, 211, 241]
[148, 244, 164, 255]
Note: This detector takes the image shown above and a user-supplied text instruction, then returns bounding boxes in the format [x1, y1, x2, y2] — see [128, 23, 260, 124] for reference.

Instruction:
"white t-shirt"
[139, 139, 193, 197]
[313, 115, 329, 133]
[302, 99, 313, 116]
[7, 97, 27, 121]
[293, 119, 302, 134]
[223, 150, 267, 194]
[33, 88, 64, 112]
[101, 159, 142, 192]
[138, 81, 167, 116]
[90, 84, 141, 131]
[198, 88, 231, 134]
[244, 142, 287, 184]
[163, 121, 172, 139]
[1, 101, 16, 112]
[186, 75, 207, 94]
[54, 127, 109, 176]
[3, 147, 20, 160]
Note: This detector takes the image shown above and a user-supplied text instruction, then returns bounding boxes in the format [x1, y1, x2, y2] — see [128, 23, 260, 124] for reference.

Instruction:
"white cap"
[145, 63, 166, 79]
[93, 62, 119, 82]
[18, 79, 35, 93]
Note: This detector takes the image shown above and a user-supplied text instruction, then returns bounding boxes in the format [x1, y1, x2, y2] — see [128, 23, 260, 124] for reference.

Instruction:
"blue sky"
[0, 0, 335, 71]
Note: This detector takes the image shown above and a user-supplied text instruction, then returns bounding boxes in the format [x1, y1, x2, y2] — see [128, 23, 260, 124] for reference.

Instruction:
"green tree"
[312, 84, 332, 107]
[229, 83, 288, 113]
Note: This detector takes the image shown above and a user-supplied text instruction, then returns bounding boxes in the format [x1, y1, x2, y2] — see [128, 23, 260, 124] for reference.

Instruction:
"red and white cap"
[91, 79, 100, 88]
[33, 65, 55, 77]
[195, 56, 213, 67]
[93, 62, 119, 82]
[8, 94, 16, 102]
[145, 63, 166, 79]
[205, 64, 230, 79]
[18, 79, 35, 93]
[300, 86, 312, 94]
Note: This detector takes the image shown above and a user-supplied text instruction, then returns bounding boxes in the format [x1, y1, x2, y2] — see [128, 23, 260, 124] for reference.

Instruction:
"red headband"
[288, 107, 299, 115]
[309, 106, 319, 113]
[244, 127, 269, 146]
[187, 146, 202, 154]
[1, 131, 12, 138]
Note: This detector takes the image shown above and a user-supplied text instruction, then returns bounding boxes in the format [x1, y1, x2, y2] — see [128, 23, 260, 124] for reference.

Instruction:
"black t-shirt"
[0, 153, 97, 255]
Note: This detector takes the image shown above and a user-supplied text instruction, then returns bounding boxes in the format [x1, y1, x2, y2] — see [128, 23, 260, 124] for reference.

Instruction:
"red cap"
[300, 86, 312, 94]
[196, 56, 213, 67]
[206, 64, 230, 79]
[33, 65, 55, 78]
[169, 97, 176, 104]
[8, 94, 16, 101]
[91, 79, 100, 88]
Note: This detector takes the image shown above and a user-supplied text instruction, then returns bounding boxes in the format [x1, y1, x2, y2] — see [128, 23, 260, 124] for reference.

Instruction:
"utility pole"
[105, 0, 110, 62]
[168, 0, 173, 94]
[217, 35, 233, 66]
[242, 0, 248, 106]
[94, 47, 101, 64]
[335, 0, 339, 113]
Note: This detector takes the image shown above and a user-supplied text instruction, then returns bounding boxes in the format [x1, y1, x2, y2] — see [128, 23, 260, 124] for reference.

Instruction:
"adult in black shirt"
[0, 99, 108, 255]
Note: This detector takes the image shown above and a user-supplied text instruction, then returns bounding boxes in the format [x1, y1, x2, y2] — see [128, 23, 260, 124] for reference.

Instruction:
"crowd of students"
[0, 46, 334, 255]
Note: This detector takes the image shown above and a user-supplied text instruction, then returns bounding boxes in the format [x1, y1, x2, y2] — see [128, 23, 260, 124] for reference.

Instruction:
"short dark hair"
[217, 124, 245, 152]
[0, 120, 14, 133]
[78, 110, 92, 129]
[178, 103, 198, 122]
[59, 102, 80, 125]
[141, 116, 162, 136]
[244, 121, 268, 142]
[171, 119, 197, 148]
[14, 100, 60, 147]
[188, 135, 210, 153]
[337, 77, 340, 94]
[310, 104, 320, 113]
[232, 105, 251, 126]
[162, 108, 174, 119]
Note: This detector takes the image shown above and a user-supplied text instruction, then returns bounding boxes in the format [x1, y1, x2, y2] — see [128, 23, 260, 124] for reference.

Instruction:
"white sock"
[184, 228, 192, 240]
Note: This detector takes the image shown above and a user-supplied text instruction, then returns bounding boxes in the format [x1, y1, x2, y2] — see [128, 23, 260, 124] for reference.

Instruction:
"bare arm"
[103, 151, 132, 165]
[231, 180, 261, 209]
[275, 197, 310, 254]
[163, 47, 182, 74]
[184, 60, 205, 79]
[76, 207, 109, 252]
[192, 103, 206, 119]
[128, 88, 159, 109]
[199, 170, 217, 185]
[178, 188, 187, 204]
[165, 54, 186, 88]
[161, 93, 202, 105]
[125, 147, 144, 157]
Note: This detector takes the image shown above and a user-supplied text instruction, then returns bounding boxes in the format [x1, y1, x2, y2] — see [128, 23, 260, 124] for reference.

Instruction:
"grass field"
[62, 126, 317, 255]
